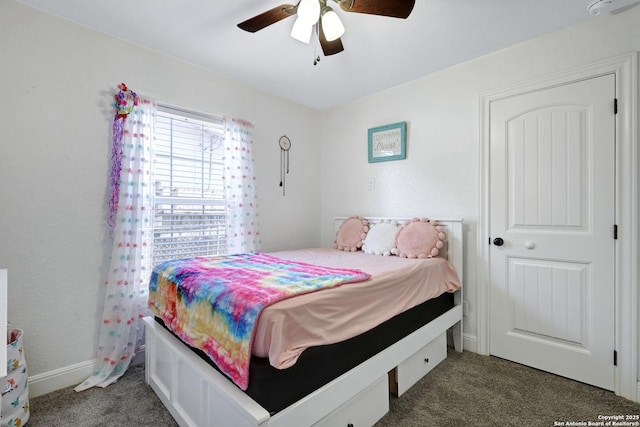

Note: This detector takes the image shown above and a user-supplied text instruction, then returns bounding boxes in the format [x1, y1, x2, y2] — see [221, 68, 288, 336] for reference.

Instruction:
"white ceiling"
[15, 0, 639, 110]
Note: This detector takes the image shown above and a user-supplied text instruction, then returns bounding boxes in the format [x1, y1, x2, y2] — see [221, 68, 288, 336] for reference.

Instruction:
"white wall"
[1, 0, 639, 399]
[0, 0, 321, 394]
[319, 5, 639, 367]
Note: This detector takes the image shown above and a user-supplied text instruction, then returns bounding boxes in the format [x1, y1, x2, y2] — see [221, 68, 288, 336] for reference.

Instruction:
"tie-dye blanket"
[148, 252, 371, 390]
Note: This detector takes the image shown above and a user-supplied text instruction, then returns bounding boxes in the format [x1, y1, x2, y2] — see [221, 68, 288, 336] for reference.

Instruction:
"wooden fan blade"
[339, 0, 415, 18]
[238, 4, 296, 33]
[319, 21, 344, 56]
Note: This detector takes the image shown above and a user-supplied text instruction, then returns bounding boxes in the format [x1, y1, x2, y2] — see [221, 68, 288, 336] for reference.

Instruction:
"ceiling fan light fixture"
[297, 0, 321, 24]
[291, 16, 313, 43]
[321, 6, 345, 41]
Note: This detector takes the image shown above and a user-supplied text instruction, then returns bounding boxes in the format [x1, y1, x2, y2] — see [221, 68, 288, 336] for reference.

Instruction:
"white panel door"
[489, 74, 615, 390]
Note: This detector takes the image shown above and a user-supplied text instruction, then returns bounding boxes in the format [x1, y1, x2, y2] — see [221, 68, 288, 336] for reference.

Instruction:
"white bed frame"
[143, 217, 463, 427]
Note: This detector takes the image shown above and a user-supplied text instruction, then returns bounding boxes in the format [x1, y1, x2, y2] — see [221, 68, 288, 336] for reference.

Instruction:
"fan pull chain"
[313, 38, 321, 66]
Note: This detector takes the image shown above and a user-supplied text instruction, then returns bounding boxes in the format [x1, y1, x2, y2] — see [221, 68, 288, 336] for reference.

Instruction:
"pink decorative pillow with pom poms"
[392, 217, 446, 258]
[335, 216, 369, 252]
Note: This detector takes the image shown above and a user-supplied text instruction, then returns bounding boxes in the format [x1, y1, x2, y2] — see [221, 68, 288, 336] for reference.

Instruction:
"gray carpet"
[29, 350, 639, 426]
[376, 350, 640, 427]
[28, 364, 178, 427]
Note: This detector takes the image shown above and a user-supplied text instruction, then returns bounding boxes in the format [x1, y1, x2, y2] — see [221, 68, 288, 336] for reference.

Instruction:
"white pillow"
[362, 220, 399, 256]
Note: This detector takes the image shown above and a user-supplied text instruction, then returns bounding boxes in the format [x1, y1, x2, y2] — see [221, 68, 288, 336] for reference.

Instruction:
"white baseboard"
[28, 359, 95, 398]
[462, 333, 478, 353]
[446, 332, 478, 353]
[28, 347, 146, 398]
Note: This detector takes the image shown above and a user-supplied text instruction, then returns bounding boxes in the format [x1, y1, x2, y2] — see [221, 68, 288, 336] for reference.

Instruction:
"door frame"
[478, 52, 638, 401]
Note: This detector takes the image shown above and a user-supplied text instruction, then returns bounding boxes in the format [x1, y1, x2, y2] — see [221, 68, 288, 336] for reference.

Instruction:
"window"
[152, 106, 227, 266]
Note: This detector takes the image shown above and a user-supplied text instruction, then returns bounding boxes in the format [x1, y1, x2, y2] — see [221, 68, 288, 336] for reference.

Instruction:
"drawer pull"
[347, 424, 354, 427]
[424, 358, 429, 364]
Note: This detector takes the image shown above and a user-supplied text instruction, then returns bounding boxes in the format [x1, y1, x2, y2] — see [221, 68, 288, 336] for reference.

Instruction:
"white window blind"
[153, 106, 227, 266]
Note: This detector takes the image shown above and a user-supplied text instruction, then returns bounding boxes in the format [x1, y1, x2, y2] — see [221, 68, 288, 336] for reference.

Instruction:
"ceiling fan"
[237, 0, 416, 57]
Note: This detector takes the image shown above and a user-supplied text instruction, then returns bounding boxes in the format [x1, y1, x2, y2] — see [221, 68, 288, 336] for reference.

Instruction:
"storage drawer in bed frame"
[312, 375, 389, 427]
[394, 332, 447, 396]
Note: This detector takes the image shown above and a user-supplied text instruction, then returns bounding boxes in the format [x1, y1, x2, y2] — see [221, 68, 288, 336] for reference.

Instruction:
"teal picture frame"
[368, 121, 406, 163]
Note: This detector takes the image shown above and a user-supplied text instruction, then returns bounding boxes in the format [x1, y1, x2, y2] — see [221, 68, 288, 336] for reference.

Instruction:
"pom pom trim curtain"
[76, 85, 260, 391]
[76, 85, 155, 390]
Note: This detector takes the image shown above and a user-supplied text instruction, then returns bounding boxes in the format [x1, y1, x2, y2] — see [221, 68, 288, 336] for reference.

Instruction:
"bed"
[143, 217, 464, 427]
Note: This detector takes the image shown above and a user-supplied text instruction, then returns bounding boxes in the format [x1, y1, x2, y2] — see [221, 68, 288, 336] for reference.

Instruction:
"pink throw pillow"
[335, 216, 369, 252]
[393, 218, 445, 258]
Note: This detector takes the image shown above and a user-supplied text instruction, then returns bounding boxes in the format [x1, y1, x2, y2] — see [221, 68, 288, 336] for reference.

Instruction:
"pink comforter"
[253, 248, 461, 369]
